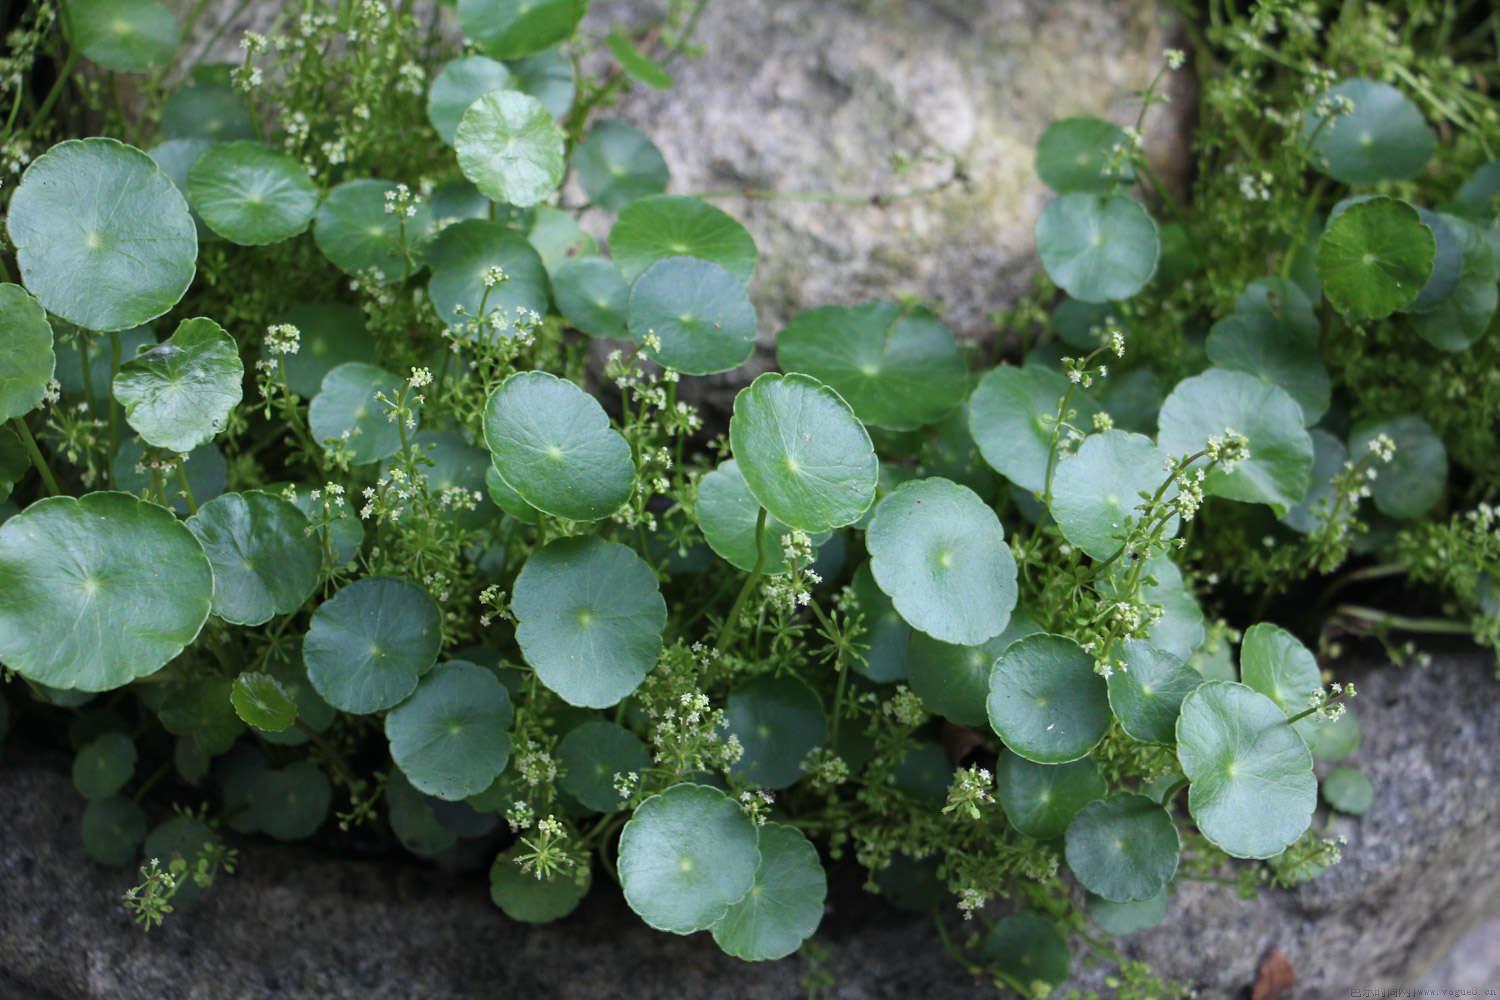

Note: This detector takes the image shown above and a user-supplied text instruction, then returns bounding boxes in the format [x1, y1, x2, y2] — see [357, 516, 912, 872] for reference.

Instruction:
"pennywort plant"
[0, 0, 1498, 996]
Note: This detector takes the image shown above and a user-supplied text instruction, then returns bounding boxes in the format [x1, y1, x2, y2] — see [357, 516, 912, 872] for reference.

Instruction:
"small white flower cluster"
[407, 366, 433, 389]
[1205, 428, 1251, 470]
[514, 739, 558, 786]
[1164, 48, 1187, 70]
[612, 770, 640, 801]
[882, 685, 928, 728]
[1306, 681, 1356, 722]
[383, 183, 419, 219]
[482, 265, 508, 289]
[477, 584, 508, 628]
[762, 530, 821, 613]
[396, 60, 425, 96]
[1091, 410, 1115, 433]
[942, 765, 996, 821]
[265, 323, 301, 357]
[800, 746, 850, 791]
[506, 799, 534, 832]
[1366, 432, 1397, 463]
[1172, 468, 1208, 521]
[738, 789, 775, 826]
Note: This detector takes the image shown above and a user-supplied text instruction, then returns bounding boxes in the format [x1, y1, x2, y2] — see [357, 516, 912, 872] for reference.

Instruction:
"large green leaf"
[987, 633, 1110, 764]
[609, 195, 757, 284]
[695, 459, 819, 574]
[550, 256, 629, 338]
[728, 372, 877, 535]
[557, 720, 650, 812]
[906, 609, 1042, 727]
[575, 119, 670, 211]
[1176, 680, 1317, 859]
[248, 761, 331, 841]
[1050, 430, 1177, 560]
[387, 661, 514, 800]
[186, 141, 318, 246]
[427, 56, 515, 145]
[69, 0, 179, 71]
[775, 302, 969, 431]
[724, 675, 827, 790]
[7, 138, 196, 331]
[489, 845, 592, 922]
[1064, 794, 1179, 902]
[1105, 641, 1199, 745]
[482, 370, 635, 521]
[1349, 415, 1446, 520]
[711, 823, 827, 961]
[459, 0, 587, 59]
[456, 90, 566, 208]
[424, 219, 551, 331]
[1034, 116, 1133, 194]
[0, 284, 56, 423]
[1316, 197, 1434, 320]
[627, 257, 758, 375]
[512, 536, 666, 708]
[261, 302, 375, 399]
[1303, 78, 1435, 183]
[307, 362, 406, 465]
[866, 478, 1018, 645]
[186, 491, 321, 626]
[303, 577, 443, 714]
[968, 364, 1099, 495]
[1204, 310, 1329, 426]
[1408, 213, 1498, 351]
[994, 749, 1106, 840]
[112, 317, 243, 454]
[0, 492, 212, 691]
[313, 178, 432, 282]
[1035, 193, 1159, 303]
[619, 783, 760, 934]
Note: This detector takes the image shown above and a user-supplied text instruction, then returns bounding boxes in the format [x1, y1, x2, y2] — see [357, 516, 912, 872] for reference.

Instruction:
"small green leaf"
[230, 671, 298, 732]
[490, 845, 592, 922]
[557, 720, 651, 812]
[1205, 311, 1329, 426]
[728, 372, 878, 535]
[1176, 681, 1317, 859]
[866, 478, 1018, 645]
[1064, 793, 1180, 902]
[303, 577, 443, 714]
[695, 459, 821, 574]
[112, 317, 242, 454]
[428, 56, 515, 145]
[308, 362, 406, 465]
[73, 732, 137, 800]
[161, 80, 254, 142]
[609, 194, 758, 284]
[968, 364, 1100, 495]
[387, 661, 515, 801]
[1316, 197, 1435, 320]
[1156, 368, 1314, 516]
[82, 796, 147, 866]
[0, 492, 212, 691]
[550, 256, 629, 338]
[576, 118, 670, 210]
[142, 815, 219, 907]
[849, 562, 911, 683]
[1088, 888, 1170, 935]
[1322, 766, 1374, 815]
[775, 302, 969, 431]
[711, 823, 827, 961]
[483, 370, 635, 521]
[512, 536, 666, 708]
[456, 90, 566, 208]
[68, 0, 179, 72]
[627, 257, 758, 375]
[313, 178, 433, 282]
[186, 489, 320, 626]
[1051, 430, 1177, 560]
[7, 138, 196, 331]
[186, 141, 318, 246]
[606, 29, 673, 90]
[1407, 214, 1498, 351]
[1303, 78, 1435, 184]
[0, 284, 56, 424]
[619, 783, 761, 934]
[724, 676, 827, 790]
[506, 48, 576, 121]
[1349, 415, 1447, 520]
[459, 0, 587, 59]
[987, 633, 1110, 764]
[1035, 192, 1159, 303]
[1105, 641, 1199, 745]
[994, 749, 1106, 840]
[248, 761, 331, 841]
[527, 205, 597, 273]
[1034, 116, 1134, 193]
[1238, 622, 1321, 735]
[983, 913, 1072, 994]
[424, 219, 551, 330]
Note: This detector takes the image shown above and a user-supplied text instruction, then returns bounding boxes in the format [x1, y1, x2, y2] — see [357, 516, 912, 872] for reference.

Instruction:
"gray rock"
[1, 655, 1497, 998]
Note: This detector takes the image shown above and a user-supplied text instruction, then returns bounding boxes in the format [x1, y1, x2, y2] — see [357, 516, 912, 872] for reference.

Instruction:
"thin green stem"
[175, 463, 198, 514]
[11, 418, 60, 495]
[1334, 604, 1472, 636]
[715, 507, 767, 651]
[107, 330, 122, 468]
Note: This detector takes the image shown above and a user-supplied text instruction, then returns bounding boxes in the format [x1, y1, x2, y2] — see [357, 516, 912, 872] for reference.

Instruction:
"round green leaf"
[1156, 368, 1314, 516]
[261, 302, 375, 399]
[557, 720, 650, 812]
[866, 478, 1018, 645]
[1239, 623, 1320, 727]
[1322, 766, 1374, 815]
[1407, 208, 1463, 312]
[385, 771, 457, 857]
[528, 205, 597, 273]
[1205, 311, 1329, 426]
[512, 536, 666, 708]
[1349, 415, 1446, 520]
[619, 783, 760, 934]
[73, 732, 137, 800]
[696, 459, 816, 574]
[484, 460, 540, 524]
[627, 256, 758, 375]
[1176, 680, 1317, 859]
[775, 302, 969, 431]
[968, 364, 1100, 495]
[1408, 214, 1498, 351]
[82, 796, 148, 866]
[848, 561, 909, 683]
[459, 0, 586, 59]
[994, 749, 1106, 840]
[1035, 192, 1159, 303]
[490, 844, 593, 922]
[609, 195, 758, 284]
[728, 372, 878, 535]
[892, 740, 953, 805]
[303, 576, 443, 714]
[69, 0, 179, 71]
[424, 219, 550, 331]
[907, 609, 1042, 726]
[1303, 78, 1435, 184]
[575, 119, 670, 212]
[0, 492, 211, 691]
[230, 671, 298, 732]
[428, 56, 514, 145]
[1106, 555, 1205, 663]
[1065, 793, 1179, 902]
[1051, 430, 1177, 560]
[112, 317, 242, 454]
[455, 89, 565, 208]
[711, 823, 827, 961]
[1234, 277, 1320, 341]
[0, 284, 56, 423]
[551, 255, 629, 338]
[1035, 116, 1133, 194]
[308, 362, 406, 464]
[186, 141, 317, 246]
[1316, 197, 1435, 320]
[987, 633, 1109, 764]
[983, 912, 1072, 994]
[1088, 888, 1169, 935]
[7, 138, 196, 331]
[1105, 641, 1200, 745]
[395, 430, 496, 530]
[1280, 429, 1349, 535]
[507, 48, 576, 121]
[313, 178, 433, 282]
[387, 661, 515, 801]
[724, 675, 827, 790]
[186, 491, 321, 626]
[161, 80, 254, 141]
[249, 761, 331, 841]
[482, 370, 634, 521]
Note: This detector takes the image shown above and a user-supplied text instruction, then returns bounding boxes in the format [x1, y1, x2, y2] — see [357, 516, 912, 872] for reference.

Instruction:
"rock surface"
[2, 655, 1497, 999]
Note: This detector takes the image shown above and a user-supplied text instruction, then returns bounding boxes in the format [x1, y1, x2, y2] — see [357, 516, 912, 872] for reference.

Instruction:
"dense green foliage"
[0, 0, 1497, 995]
